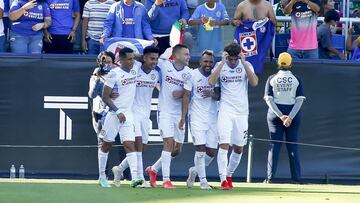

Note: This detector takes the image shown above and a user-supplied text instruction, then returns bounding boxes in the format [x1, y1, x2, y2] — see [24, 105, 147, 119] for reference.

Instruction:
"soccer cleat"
[200, 181, 212, 190]
[186, 167, 197, 188]
[263, 179, 272, 184]
[99, 177, 112, 188]
[163, 181, 176, 189]
[145, 166, 157, 188]
[226, 176, 234, 190]
[112, 166, 123, 187]
[130, 178, 144, 188]
[137, 181, 151, 188]
[221, 180, 230, 190]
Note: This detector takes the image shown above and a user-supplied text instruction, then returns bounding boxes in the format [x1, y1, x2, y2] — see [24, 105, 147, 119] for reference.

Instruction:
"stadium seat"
[275, 33, 290, 58]
[331, 34, 345, 60]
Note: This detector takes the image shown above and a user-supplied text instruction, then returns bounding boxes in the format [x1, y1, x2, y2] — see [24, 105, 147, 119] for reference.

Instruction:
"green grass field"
[0, 179, 359, 203]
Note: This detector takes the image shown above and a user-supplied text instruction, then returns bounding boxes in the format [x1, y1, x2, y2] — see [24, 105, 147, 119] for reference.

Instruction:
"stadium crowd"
[0, 0, 359, 60]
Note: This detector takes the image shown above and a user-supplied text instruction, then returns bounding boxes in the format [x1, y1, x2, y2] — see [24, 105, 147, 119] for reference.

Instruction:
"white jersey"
[104, 61, 141, 115]
[157, 59, 192, 115]
[214, 60, 254, 115]
[184, 68, 217, 122]
[132, 65, 160, 118]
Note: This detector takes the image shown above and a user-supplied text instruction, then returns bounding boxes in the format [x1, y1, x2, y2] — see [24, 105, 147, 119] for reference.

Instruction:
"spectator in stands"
[317, 9, 345, 60]
[273, 0, 289, 33]
[0, 0, 4, 52]
[319, 0, 342, 34]
[188, 0, 229, 54]
[145, 0, 189, 54]
[100, 0, 154, 44]
[284, 0, 321, 59]
[346, 27, 360, 61]
[43, 0, 80, 54]
[9, 0, 51, 54]
[82, 0, 114, 55]
[232, 0, 276, 27]
[186, 0, 198, 15]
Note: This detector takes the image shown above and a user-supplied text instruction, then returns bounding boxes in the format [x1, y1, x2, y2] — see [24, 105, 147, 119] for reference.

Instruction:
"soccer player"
[178, 50, 220, 190]
[145, 44, 192, 189]
[98, 47, 143, 188]
[208, 43, 258, 190]
[112, 46, 160, 188]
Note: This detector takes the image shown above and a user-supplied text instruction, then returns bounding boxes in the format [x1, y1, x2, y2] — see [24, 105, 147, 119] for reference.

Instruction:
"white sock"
[126, 152, 138, 180]
[217, 148, 228, 182]
[98, 149, 108, 179]
[136, 152, 144, 180]
[226, 152, 243, 177]
[151, 157, 162, 173]
[161, 151, 172, 181]
[118, 157, 129, 172]
[205, 154, 214, 167]
[194, 151, 206, 183]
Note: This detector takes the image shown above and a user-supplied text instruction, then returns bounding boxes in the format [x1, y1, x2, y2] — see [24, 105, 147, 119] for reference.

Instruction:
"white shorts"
[99, 112, 135, 143]
[134, 116, 150, 144]
[158, 111, 185, 143]
[217, 111, 248, 146]
[189, 118, 218, 149]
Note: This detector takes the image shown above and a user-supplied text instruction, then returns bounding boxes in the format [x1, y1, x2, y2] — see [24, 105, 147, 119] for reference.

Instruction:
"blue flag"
[234, 18, 275, 73]
[102, 37, 155, 56]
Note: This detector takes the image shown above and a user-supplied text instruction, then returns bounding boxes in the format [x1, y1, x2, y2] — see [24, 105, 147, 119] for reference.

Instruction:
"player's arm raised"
[179, 90, 190, 130]
[240, 53, 258, 87]
[208, 52, 228, 86]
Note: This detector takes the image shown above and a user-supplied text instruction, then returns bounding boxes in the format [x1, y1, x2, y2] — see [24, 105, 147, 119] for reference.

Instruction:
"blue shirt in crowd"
[102, 1, 153, 40]
[46, 0, 80, 35]
[146, 0, 189, 35]
[122, 3, 135, 38]
[190, 2, 228, 53]
[10, 0, 51, 36]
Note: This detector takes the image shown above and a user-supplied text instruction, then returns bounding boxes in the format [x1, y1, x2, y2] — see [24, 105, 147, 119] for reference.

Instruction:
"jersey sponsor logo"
[196, 85, 212, 93]
[239, 31, 257, 57]
[165, 75, 184, 87]
[23, 11, 44, 19]
[49, 3, 70, 10]
[221, 75, 242, 83]
[136, 80, 156, 87]
[121, 76, 136, 85]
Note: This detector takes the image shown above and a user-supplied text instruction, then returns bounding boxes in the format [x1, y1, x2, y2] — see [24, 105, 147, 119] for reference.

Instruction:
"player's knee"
[101, 142, 112, 153]
[195, 145, 206, 152]
[123, 141, 136, 153]
[206, 148, 217, 157]
[233, 145, 243, 154]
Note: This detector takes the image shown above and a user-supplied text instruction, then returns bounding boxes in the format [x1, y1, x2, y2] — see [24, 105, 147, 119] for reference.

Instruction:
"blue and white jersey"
[214, 60, 254, 115]
[157, 59, 192, 115]
[104, 61, 141, 116]
[132, 65, 160, 118]
[264, 70, 305, 105]
[184, 68, 217, 122]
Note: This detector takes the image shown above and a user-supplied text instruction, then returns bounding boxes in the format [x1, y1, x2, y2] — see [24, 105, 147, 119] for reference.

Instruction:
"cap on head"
[277, 52, 292, 68]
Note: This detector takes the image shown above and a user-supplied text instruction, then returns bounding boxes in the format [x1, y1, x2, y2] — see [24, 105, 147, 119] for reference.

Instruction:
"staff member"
[263, 52, 305, 184]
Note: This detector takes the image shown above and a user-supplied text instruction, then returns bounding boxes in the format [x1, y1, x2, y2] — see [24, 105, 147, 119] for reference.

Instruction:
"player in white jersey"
[208, 43, 259, 190]
[112, 46, 160, 188]
[97, 48, 143, 188]
[178, 50, 220, 190]
[145, 44, 192, 189]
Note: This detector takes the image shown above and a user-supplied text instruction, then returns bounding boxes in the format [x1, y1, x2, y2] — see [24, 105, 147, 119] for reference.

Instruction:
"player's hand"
[82, 40, 88, 53]
[32, 23, 44, 31]
[283, 117, 292, 127]
[110, 92, 119, 99]
[68, 30, 76, 43]
[155, 0, 164, 6]
[201, 16, 209, 24]
[339, 53, 346, 60]
[172, 90, 184, 99]
[209, 18, 216, 26]
[348, 27, 355, 35]
[178, 118, 185, 130]
[221, 51, 229, 62]
[22, 0, 37, 10]
[117, 113, 126, 124]
[44, 30, 52, 43]
[232, 19, 242, 27]
[239, 53, 246, 64]
[201, 89, 212, 98]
